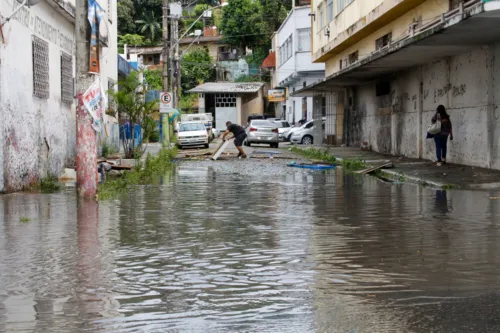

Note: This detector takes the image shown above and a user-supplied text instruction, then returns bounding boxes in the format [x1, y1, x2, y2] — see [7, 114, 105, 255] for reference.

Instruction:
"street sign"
[160, 92, 174, 113]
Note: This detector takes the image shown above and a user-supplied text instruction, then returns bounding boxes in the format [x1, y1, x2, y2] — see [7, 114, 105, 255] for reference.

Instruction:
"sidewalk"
[319, 146, 500, 190]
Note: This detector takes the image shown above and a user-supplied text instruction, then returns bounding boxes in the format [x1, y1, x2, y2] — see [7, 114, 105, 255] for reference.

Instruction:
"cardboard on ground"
[212, 138, 234, 160]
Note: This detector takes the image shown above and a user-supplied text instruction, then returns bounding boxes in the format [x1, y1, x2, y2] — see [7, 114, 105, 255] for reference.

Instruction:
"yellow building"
[294, 0, 500, 169]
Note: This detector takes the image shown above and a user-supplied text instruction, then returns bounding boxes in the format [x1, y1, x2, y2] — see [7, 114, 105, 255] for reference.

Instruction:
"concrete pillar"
[417, 81, 424, 158]
[0, 76, 3, 193]
[236, 96, 242, 125]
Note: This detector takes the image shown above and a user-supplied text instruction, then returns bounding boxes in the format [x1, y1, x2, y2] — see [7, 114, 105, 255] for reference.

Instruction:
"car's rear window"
[252, 120, 275, 127]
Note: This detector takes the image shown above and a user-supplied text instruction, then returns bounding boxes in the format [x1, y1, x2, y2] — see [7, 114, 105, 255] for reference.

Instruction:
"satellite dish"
[16, 0, 41, 6]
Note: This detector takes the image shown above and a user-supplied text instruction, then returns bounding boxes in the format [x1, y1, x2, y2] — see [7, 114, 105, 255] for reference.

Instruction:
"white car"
[176, 121, 209, 149]
[272, 120, 292, 141]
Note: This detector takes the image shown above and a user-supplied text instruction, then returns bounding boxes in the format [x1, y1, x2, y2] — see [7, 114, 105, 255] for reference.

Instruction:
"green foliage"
[39, 175, 61, 193]
[179, 94, 198, 112]
[144, 68, 163, 90]
[220, 0, 267, 51]
[101, 141, 117, 158]
[181, 48, 214, 91]
[117, 0, 136, 35]
[340, 158, 368, 171]
[99, 147, 177, 200]
[108, 71, 156, 158]
[235, 74, 261, 82]
[181, 4, 211, 34]
[290, 146, 337, 164]
[118, 34, 145, 54]
[135, 11, 161, 42]
[20, 217, 31, 223]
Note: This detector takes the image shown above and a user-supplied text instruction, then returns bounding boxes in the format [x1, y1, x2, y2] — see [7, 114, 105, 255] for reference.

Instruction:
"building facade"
[0, 0, 118, 192]
[295, 0, 500, 168]
[276, 2, 325, 124]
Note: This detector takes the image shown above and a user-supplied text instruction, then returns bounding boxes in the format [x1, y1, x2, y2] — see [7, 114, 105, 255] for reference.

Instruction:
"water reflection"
[0, 166, 500, 332]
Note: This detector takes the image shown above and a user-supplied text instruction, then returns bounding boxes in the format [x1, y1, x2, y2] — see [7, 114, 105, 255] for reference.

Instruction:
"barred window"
[61, 53, 73, 104]
[32, 36, 49, 99]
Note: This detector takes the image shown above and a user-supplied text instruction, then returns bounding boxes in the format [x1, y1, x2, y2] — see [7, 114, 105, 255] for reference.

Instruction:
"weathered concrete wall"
[348, 42, 500, 169]
[1, 1, 76, 191]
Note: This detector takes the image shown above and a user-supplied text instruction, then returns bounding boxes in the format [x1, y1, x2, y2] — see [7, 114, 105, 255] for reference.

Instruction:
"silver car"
[245, 120, 279, 148]
[290, 120, 325, 145]
[273, 120, 292, 141]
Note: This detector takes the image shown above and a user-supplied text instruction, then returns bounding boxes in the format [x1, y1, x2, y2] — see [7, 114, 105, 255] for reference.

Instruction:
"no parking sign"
[160, 92, 174, 113]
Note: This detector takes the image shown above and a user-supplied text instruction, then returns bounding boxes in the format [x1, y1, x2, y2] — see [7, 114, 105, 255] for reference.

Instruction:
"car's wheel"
[286, 134, 293, 142]
[271, 143, 279, 148]
[302, 135, 313, 145]
[177, 144, 183, 149]
[204, 144, 209, 149]
[245, 141, 251, 147]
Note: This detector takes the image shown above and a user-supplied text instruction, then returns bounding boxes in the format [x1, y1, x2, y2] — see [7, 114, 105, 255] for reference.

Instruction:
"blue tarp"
[120, 123, 142, 147]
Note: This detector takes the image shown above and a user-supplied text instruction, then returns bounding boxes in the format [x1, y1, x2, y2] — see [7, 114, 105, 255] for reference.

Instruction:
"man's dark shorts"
[234, 132, 247, 147]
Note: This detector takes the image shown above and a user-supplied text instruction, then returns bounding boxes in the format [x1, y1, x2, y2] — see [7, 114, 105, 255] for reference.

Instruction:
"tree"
[108, 71, 156, 158]
[181, 4, 211, 35]
[117, 0, 136, 35]
[181, 48, 214, 92]
[135, 11, 161, 42]
[219, 0, 267, 53]
[118, 34, 145, 53]
[144, 68, 163, 90]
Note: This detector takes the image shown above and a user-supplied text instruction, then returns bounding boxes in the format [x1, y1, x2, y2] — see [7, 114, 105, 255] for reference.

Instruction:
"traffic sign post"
[160, 92, 174, 113]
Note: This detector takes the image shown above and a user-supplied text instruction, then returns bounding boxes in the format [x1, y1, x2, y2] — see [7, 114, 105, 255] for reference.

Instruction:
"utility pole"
[75, 0, 97, 199]
[162, 0, 170, 145]
[171, 17, 180, 109]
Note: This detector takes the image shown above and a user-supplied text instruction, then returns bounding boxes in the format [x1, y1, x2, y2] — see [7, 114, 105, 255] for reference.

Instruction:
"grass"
[290, 146, 368, 171]
[98, 146, 177, 200]
[39, 176, 61, 193]
[20, 217, 31, 223]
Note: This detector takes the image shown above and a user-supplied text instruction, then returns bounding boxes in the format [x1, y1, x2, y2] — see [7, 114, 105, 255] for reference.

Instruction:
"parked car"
[290, 120, 325, 145]
[245, 120, 279, 148]
[247, 114, 265, 126]
[283, 120, 310, 142]
[181, 113, 214, 140]
[176, 121, 210, 149]
[273, 120, 292, 141]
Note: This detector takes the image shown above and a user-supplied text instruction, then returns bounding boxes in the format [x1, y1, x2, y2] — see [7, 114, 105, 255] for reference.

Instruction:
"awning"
[292, 0, 500, 97]
[261, 51, 276, 69]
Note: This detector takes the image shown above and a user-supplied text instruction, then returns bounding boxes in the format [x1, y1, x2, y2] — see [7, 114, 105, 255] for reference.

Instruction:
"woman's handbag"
[427, 115, 441, 135]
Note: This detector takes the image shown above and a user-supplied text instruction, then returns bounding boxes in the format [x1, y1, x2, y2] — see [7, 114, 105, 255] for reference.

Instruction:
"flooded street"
[1, 161, 500, 332]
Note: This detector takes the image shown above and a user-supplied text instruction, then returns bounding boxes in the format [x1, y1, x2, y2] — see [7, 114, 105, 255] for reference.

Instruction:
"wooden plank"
[355, 162, 393, 175]
[211, 139, 233, 161]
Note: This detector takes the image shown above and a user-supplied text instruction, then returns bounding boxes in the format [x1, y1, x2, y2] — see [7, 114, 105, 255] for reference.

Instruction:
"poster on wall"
[88, 0, 104, 74]
[83, 78, 105, 132]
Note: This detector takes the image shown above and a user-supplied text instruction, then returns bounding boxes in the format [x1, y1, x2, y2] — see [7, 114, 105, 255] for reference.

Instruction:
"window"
[297, 28, 311, 52]
[319, 4, 324, 28]
[279, 34, 293, 66]
[61, 53, 73, 104]
[327, 0, 334, 22]
[32, 36, 49, 99]
[338, 0, 353, 14]
[348, 50, 358, 64]
[339, 59, 343, 70]
[215, 93, 236, 108]
[376, 32, 392, 50]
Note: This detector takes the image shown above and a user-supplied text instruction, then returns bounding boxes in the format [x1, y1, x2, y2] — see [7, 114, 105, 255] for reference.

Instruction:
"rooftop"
[188, 82, 265, 94]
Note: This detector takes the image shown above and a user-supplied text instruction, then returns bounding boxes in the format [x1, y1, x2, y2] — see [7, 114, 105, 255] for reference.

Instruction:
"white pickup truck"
[181, 113, 214, 139]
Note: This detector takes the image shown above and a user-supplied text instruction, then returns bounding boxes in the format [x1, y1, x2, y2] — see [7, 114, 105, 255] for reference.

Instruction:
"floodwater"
[1, 164, 500, 333]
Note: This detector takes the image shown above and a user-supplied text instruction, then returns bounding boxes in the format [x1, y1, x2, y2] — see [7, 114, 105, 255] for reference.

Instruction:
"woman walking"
[431, 105, 453, 166]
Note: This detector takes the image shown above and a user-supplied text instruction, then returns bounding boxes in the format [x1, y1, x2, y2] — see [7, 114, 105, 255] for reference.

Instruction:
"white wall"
[277, 6, 325, 84]
[0, 0, 118, 192]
